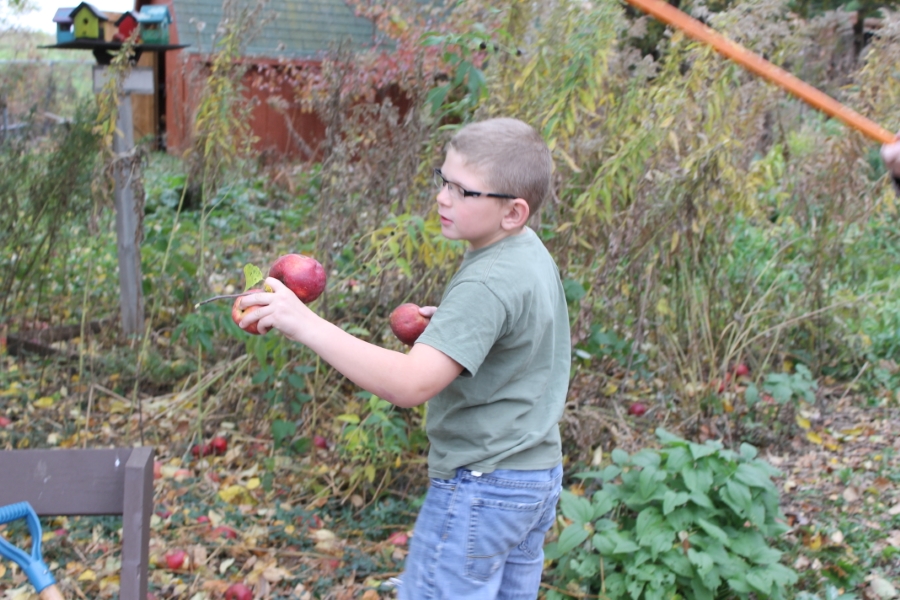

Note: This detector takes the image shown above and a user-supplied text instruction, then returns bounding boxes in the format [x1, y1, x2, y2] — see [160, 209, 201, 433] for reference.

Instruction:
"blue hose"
[0, 502, 56, 593]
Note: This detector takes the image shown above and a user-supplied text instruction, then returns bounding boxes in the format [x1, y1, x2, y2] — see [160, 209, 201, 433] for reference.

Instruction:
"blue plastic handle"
[0, 502, 56, 593]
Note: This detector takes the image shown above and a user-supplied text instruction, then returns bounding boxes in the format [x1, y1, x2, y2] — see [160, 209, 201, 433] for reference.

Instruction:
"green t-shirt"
[416, 227, 571, 479]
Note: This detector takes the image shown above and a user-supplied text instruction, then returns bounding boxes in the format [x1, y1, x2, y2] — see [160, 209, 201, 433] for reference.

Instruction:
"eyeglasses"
[433, 168, 517, 200]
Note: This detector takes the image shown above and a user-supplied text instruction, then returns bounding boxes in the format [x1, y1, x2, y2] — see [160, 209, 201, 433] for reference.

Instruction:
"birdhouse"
[52, 7, 75, 43]
[137, 5, 171, 45]
[70, 2, 108, 41]
[114, 11, 140, 43]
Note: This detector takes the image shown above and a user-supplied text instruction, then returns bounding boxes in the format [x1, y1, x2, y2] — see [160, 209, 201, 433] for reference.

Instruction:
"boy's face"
[436, 149, 518, 250]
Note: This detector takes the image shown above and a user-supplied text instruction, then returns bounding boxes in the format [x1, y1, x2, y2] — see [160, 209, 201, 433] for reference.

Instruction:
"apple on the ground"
[390, 303, 430, 346]
[269, 254, 326, 303]
[225, 583, 253, 600]
[627, 402, 648, 416]
[165, 549, 186, 570]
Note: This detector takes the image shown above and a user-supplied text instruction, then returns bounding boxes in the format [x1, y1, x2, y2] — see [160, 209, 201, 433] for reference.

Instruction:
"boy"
[238, 117, 571, 599]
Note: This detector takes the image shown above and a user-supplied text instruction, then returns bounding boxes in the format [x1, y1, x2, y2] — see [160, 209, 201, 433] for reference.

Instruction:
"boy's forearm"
[297, 315, 458, 408]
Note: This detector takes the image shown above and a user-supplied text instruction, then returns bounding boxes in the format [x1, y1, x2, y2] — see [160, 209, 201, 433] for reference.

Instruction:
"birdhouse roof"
[52, 7, 75, 24]
[115, 11, 139, 26]
[70, 2, 109, 22]
[164, 0, 377, 59]
[137, 5, 171, 24]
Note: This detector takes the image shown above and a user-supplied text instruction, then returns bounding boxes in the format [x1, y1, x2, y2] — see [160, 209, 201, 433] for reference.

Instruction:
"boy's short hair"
[449, 118, 553, 215]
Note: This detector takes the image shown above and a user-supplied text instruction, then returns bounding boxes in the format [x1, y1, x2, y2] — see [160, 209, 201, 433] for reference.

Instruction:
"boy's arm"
[238, 278, 463, 408]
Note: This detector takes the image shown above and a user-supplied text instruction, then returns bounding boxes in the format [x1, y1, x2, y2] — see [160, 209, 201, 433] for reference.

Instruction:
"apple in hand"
[390, 303, 431, 346]
[268, 254, 326, 303]
[232, 296, 263, 335]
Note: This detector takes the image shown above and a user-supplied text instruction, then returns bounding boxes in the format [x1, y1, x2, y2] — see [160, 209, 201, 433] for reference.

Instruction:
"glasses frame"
[433, 168, 517, 200]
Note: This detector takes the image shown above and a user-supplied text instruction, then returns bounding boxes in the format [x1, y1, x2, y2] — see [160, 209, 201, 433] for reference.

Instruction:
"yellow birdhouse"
[70, 2, 108, 40]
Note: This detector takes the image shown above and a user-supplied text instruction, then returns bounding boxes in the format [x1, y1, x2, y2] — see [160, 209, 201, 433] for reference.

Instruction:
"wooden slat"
[0, 448, 133, 515]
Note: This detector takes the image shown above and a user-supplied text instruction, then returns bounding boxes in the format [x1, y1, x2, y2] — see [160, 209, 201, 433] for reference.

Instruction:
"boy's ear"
[501, 198, 530, 230]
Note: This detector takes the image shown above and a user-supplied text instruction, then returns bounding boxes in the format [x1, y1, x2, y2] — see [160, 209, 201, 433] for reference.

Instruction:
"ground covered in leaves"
[1, 347, 899, 599]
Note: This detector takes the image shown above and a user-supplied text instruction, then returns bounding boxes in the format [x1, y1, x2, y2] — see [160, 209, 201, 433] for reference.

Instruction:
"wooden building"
[131, 0, 378, 158]
[70, 2, 108, 40]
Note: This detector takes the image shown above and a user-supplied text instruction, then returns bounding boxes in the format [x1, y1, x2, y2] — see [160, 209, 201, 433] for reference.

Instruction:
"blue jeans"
[397, 464, 563, 600]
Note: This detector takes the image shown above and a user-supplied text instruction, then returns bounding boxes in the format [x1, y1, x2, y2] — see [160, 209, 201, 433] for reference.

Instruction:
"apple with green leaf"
[232, 296, 264, 335]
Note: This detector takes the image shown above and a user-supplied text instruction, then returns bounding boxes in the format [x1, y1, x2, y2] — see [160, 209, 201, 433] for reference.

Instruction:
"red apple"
[212, 525, 238, 539]
[210, 436, 228, 455]
[313, 435, 329, 450]
[225, 583, 253, 600]
[387, 531, 409, 545]
[232, 296, 264, 335]
[0, 416, 11, 428]
[165, 549, 186, 570]
[268, 254, 326, 303]
[733, 363, 750, 377]
[627, 402, 648, 417]
[390, 303, 430, 346]
[191, 443, 211, 458]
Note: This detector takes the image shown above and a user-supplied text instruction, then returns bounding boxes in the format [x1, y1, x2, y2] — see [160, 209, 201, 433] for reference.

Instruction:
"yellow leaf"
[246, 477, 260, 491]
[0, 563, 6, 578]
[603, 383, 618, 395]
[35, 396, 55, 408]
[806, 431, 823, 445]
[78, 569, 97, 582]
[670, 230, 680, 253]
[284, 524, 295, 534]
[796, 415, 811, 430]
[218, 484, 248, 504]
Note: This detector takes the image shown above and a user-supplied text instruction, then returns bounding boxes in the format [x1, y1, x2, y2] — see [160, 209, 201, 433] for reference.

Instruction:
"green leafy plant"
[545, 429, 797, 599]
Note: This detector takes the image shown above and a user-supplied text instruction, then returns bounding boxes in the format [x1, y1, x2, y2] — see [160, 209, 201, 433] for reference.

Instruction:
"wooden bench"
[0, 447, 154, 600]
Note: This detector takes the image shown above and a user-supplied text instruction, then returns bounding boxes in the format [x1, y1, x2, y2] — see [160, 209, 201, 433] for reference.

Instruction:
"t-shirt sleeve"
[415, 281, 508, 377]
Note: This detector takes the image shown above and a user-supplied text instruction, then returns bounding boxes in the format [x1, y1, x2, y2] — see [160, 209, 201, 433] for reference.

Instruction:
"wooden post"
[112, 91, 144, 335]
[94, 66, 154, 336]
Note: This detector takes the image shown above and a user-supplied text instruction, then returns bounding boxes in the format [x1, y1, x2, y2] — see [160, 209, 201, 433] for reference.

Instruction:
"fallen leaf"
[870, 576, 898, 600]
[842, 487, 859, 503]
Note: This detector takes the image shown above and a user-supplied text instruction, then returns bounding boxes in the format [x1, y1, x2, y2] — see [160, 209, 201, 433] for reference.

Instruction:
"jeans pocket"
[429, 478, 456, 491]
[465, 497, 543, 581]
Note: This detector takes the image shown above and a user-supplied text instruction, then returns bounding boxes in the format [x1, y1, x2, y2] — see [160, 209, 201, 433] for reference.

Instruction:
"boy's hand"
[418, 305, 438, 318]
[238, 277, 313, 340]
[880, 131, 900, 177]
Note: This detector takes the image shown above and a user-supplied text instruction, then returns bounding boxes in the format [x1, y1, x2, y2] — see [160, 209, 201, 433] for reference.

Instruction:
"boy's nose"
[435, 186, 451, 206]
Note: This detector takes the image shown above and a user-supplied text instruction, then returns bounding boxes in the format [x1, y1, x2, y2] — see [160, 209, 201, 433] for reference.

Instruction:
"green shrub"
[545, 429, 798, 599]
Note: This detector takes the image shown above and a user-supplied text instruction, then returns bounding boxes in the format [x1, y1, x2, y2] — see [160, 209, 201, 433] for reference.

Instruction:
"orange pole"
[624, 0, 896, 144]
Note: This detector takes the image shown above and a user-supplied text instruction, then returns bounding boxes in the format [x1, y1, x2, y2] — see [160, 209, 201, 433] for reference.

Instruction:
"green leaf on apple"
[243, 264, 264, 291]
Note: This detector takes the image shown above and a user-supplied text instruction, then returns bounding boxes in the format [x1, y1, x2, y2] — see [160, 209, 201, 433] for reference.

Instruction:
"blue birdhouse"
[52, 7, 75, 43]
[137, 5, 171, 45]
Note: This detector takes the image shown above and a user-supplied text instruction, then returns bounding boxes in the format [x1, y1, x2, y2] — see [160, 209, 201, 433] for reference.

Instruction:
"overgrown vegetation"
[2, 0, 900, 597]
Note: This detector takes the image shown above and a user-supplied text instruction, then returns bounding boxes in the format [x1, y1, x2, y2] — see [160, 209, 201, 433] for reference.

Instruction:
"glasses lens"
[434, 169, 444, 191]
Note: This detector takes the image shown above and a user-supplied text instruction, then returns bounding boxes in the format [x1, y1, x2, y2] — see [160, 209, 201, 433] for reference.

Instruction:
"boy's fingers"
[419, 305, 438, 318]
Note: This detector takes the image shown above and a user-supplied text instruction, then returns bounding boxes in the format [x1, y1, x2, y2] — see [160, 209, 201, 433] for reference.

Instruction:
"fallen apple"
[191, 443, 211, 458]
[224, 582, 253, 600]
[733, 363, 750, 377]
[390, 303, 430, 346]
[165, 549, 186, 570]
[627, 402, 648, 417]
[387, 531, 409, 546]
[232, 296, 264, 335]
[0, 416, 11, 428]
[269, 253, 326, 303]
[210, 436, 228, 455]
[212, 525, 238, 539]
[313, 435, 329, 450]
